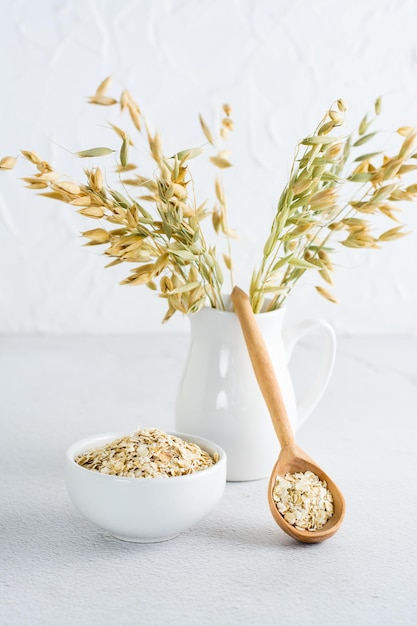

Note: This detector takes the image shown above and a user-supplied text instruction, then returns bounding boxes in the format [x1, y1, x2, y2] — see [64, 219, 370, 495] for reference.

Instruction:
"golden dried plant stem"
[2, 87, 415, 320]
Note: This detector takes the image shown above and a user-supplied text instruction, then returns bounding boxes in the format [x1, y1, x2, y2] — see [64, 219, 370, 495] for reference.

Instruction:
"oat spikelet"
[0, 156, 16, 170]
[88, 95, 118, 106]
[209, 155, 232, 169]
[199, 114, 214, 145]
[315, 286, 338, 304]
[76, 147, 115, 158]
[95, 76, 112, 96]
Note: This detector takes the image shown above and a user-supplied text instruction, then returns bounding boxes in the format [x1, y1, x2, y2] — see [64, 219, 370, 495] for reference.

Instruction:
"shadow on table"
[2, 498, 314, 560]
[1, 504, 151, 559]
[188, 515, 309, 551]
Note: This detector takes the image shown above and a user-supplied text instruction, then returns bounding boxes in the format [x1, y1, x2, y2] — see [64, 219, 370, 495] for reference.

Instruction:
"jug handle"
[283, 319, 336, 428]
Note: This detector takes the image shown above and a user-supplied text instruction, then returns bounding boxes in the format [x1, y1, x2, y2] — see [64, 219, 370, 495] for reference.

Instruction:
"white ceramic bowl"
[65, 431, 227, 543]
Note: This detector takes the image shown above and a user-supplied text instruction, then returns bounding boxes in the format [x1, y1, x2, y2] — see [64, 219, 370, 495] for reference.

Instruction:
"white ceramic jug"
[175, 304, 336, 481]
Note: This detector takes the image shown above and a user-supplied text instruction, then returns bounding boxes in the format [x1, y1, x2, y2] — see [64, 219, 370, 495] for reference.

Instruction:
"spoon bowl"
[231, 287, 346, 544]
[268, 443, 345, 543]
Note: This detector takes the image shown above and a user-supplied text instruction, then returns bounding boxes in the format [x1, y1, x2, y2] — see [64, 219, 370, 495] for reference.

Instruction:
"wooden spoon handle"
[231, 286, 295, 448]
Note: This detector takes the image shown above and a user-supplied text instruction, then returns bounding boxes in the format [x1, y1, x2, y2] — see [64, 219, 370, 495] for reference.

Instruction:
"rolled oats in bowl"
[272, 470, 334, 532]
[66, 430, 226, 542]
[75, 428, 219, 478]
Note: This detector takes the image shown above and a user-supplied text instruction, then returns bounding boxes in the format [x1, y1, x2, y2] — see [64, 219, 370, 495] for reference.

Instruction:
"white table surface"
[1, 333, 417, 626]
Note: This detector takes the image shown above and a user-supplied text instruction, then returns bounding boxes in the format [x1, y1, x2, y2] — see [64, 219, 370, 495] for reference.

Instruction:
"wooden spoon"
[231, 286, 345, 543]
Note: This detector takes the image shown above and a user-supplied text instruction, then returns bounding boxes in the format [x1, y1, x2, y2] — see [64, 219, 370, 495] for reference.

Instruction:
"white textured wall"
[1, 0, 417, 334]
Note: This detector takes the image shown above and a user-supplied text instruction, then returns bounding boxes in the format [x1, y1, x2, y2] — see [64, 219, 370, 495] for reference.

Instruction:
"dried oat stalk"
[200, 103, 237, 287]
[2, 84, 415, 317]
[4, 79, 233, 322]
[250, 97, 415, 312]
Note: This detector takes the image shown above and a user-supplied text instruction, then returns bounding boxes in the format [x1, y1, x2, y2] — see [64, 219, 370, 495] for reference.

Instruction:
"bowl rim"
[66, 430, 226, 483]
